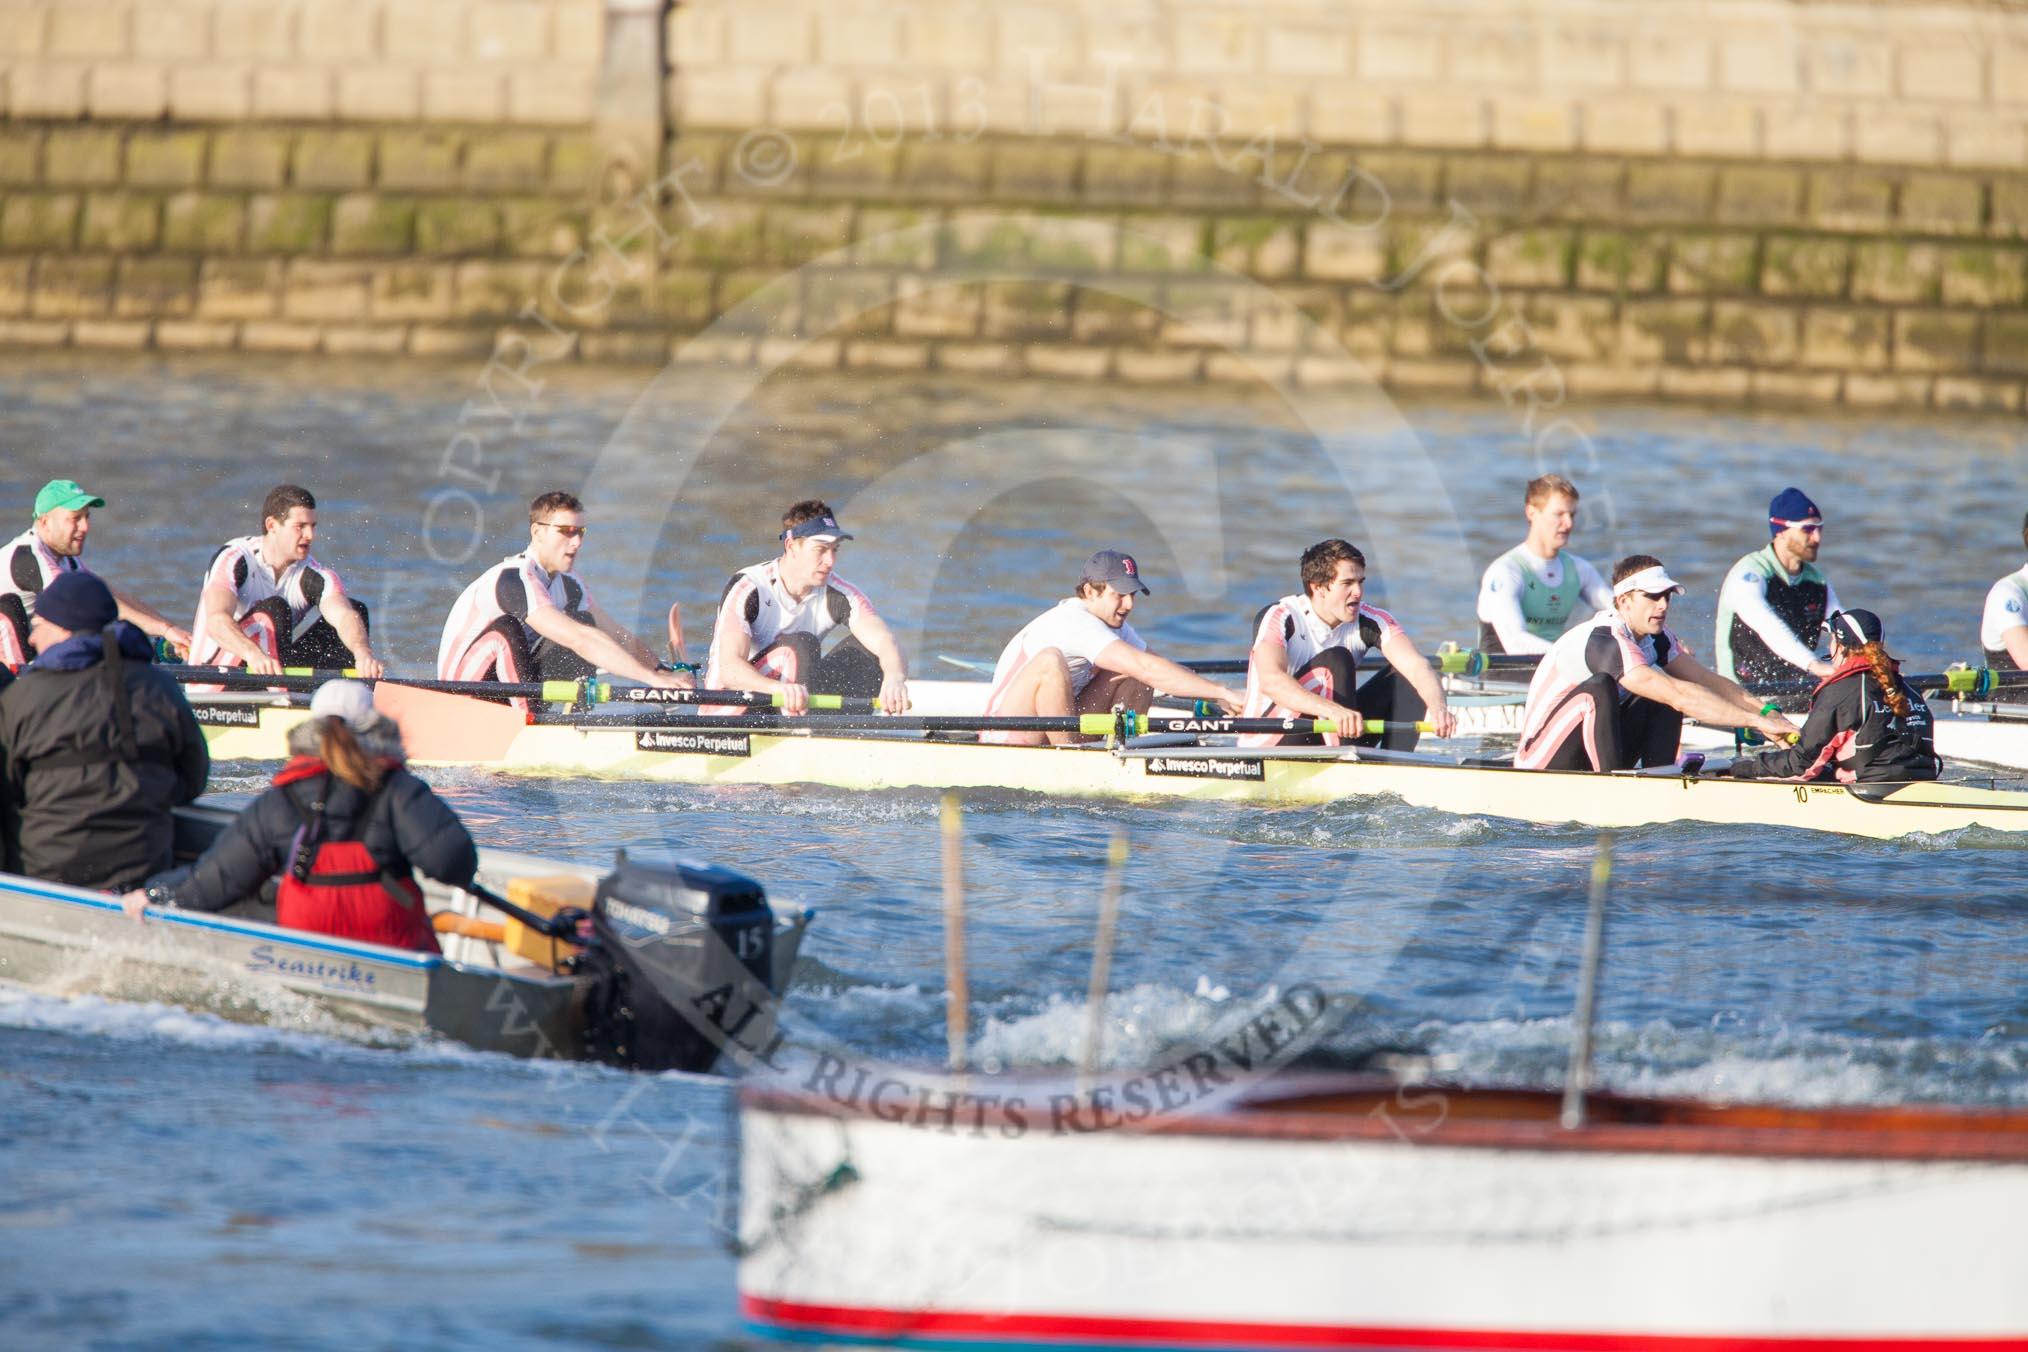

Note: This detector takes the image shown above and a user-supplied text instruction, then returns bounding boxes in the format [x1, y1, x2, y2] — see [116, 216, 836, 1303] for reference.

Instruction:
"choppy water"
[3, 353, 2025, 1348]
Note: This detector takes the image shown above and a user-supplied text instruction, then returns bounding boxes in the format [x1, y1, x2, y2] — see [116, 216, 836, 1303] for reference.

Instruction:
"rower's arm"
[528, 600, 670, 687]
[1719, 567, 1833, 678]
[1666, 649, 1772, 716]
[110, 585, 191, 654]
[1098, 641, 1242, 711]
[580, 594, 661, 670]
[709, 607, 784, 693]
[1475, 560, 1553, 655]
[2005, 625, 2028, 671]
[1249, 639, 1356, 725]
[1377, 628, 1456, 736]
[200, 581, 271, 668]
[847, 607, 911, 714]
[320, 590, 382, 679]
[1632, 657, 1791, 740]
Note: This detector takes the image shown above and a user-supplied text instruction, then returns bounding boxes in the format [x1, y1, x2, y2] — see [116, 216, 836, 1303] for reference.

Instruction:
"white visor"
[1612, 565, 1683, 598]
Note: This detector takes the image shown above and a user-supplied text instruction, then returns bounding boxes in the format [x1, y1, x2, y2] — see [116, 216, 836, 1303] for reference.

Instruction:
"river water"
[3, 353, 2025, 1348]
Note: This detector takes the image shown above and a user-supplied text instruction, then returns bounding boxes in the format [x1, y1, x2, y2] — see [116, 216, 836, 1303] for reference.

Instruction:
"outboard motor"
[579, 851, 783, 1073]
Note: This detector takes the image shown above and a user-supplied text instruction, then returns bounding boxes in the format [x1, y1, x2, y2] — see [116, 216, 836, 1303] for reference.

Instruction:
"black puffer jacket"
[0, 623, 209, 888]
[1730, 655, 1938, 784]
[156, 714, 477, 913]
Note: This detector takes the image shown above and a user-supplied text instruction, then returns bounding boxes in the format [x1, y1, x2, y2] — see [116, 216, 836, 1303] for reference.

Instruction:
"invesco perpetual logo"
[549, 212, 1488, 1130]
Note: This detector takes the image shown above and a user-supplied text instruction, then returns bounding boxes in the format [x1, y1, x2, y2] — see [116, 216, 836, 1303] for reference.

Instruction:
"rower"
[1729, 609, 1937, 784]
[1517, 555, 1795, 772]
[980, 549, 1242, 747]
[1714, 487, 1841, 687]
[438, 490, 686, 699]
[705, 500, 909, 715]
[1979, 510, 2028, 671]
[0, 478, 192, 668]
[1475, 473, 1612, 655]
[1241, 537, 1458, 751]
[189, 485, 382, 679]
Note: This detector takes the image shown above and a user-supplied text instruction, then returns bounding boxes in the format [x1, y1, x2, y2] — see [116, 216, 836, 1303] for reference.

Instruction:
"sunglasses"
[537, 520, 587, 539]
[1775, 519, 1824, 536]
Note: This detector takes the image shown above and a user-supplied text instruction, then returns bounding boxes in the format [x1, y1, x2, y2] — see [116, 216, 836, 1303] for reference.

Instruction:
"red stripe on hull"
[741, 1295, 2028, 1352]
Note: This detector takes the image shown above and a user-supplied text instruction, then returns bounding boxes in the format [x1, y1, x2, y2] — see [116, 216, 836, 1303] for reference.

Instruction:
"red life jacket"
[272, 757, 441, 954]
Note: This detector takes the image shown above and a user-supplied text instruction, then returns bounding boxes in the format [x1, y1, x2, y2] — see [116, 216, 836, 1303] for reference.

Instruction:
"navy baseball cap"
[1081, 549, 1149, 596]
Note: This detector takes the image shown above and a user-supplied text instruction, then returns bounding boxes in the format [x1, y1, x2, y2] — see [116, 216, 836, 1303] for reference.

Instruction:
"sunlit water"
[3, 353, 2025, 1347]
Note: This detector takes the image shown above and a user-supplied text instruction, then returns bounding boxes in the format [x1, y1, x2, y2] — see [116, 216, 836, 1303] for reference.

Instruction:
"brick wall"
[0, 0, 2024, 414]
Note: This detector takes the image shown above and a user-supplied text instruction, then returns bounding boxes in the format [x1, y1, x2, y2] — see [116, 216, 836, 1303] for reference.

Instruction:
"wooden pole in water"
[1078, 827, 1130, 1096]
[940, 792, 970, 1078]
[1560, 831, 1616, 1131]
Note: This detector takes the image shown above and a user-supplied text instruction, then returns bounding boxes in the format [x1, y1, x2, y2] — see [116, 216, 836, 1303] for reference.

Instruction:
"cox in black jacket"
[1730, 656, 1938, 784]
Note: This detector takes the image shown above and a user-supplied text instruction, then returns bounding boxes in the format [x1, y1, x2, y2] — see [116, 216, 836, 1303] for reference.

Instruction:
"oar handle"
[466, 881, 585, 941]
[160, 664, 867, 711]
[1112, 713, 1435, 737]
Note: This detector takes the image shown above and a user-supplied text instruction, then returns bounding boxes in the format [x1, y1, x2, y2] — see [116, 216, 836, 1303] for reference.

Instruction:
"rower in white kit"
[1979, 510, 2028, 672]
[1475, 473, 1613, 655]
[189, 484, 382, 678]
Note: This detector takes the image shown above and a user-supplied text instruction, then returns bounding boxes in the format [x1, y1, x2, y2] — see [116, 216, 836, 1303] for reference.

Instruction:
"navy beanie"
[36, 571, 119, 632]
[1768, 487, 1821, 536]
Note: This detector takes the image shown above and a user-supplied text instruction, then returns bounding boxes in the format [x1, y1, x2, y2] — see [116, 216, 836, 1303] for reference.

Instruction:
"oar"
[1746, 666, 2028, 701]
[575, 710, 1436, 738]
[159, 664, 871, 711]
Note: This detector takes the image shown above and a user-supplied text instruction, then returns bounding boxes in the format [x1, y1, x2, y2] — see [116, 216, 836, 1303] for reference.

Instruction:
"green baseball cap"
[33, 478, 105, 519]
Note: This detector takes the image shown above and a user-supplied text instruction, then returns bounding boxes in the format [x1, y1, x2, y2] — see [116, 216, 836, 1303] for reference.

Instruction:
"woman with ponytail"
[121, 681, 476, 951]
[1729, 609, 1939, 784]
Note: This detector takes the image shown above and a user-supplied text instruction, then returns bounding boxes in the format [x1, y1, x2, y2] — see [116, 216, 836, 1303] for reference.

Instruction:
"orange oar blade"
[374, 681, 525, 762]
[432, 913, 506, 941]
[668, 601, 688, 666]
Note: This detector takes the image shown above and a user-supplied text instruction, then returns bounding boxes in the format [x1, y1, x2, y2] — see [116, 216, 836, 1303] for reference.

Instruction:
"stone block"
[72, 319, 152, 350]
[282, 260, 372, 321]
[454, 259, 547, 320]
[1716, 167, 1803, 228]
[799, 268, 897, 337]
[1447, 157, 1532, 218]
[1335, 151, 1441, 218]
[161, 192, 245, 253]
[0, 129, 41, 185]
[470, 0, 549, 60]
[1388, 357, 1482, 393]
[1932, 377, 2023, 415]
[1709, 301, 1799, 365]
[251, 66, 332, 119]
[1520, 294, 1616, 362]
[78, 193, 161, 251]
[385, 2, 466, 61]
[48, 3, 128, 58]
[843, 339, 929, 371]
[1564, 362, 1663, 399]
[337, 68, 421, 121]
[1491, 98, 1575, 152]
[1659, 367, 1753, 401]
[898, 142, 990, 201]
[246, 195, 333, 253]
[650, 267, 715, 328]
[379, 132, 462, 192]
[1485, 228, 1571, 289]
[1841, 373, 1932, 408]
[766, 205, 852, 266]
[670, 66, 767, 130]
[1081, 146, 1169, 207]
[1294, 355, 1374, 390]
[1625, 164, 1713, 224]
[466, 133, 550, 192]
[1807, 171, 1894, 232]
[546, 134, 602, 195]
[1800, 307, 1891, 370]
[1987, 315, 2028, 376]
[765, 69, 851, 133]
[1618, 298, 1708, 364]
[809, 138, 899, 198]
[242, 321, 323, 353]
[1578, 96, 1668, 155]
[1119, 216, 1210, 273]
[673, 200, 765, 267]
[1718, 32, 1799, 93]
[668, 2, 724, 64]
[1851, 241, 1942, 304]
[1542, 25, 1626, 87]
[1947, 112, 2027, 171]
[210, 130, 289, 189]
[853, 208, 942, 270]
[155, 320, 239, 350]
[30, 257, 114, 318]
[1855, 114, 1941, 167]
[980, 279, 1073, 339]
[331, 195, 416, 255]
[1899, 175, 1985, 237]
[1760, 236, 1850, 299]
[294, 132, 374, 192]
[1067, 281, 1161, 344]
[169, 64, 251, 119]
[1264, 21, 1351, 77]
[1628, 31, 1711, 91]
[125, 131, 208, 189]
[1308, 89, 1394, 146]
[1940, 246, 2028, 308]
[1251, 284, 1339, 353]
[553, 2, 602, 63]
[212, 1, 295, 58]
[88, 63, 168, 118]
[134, 5, 210, 60]
[989, 143, 1081, 203]
[1751, 370, 1843, 405]
[893, 277, 981, 338]
[1358, 25, 1442, 81]
[1763, 103, 1850, 162]
[1385, 216, 1477, 291]
[726, 7, 810, 64]
[10, 64, 87, 118]
[0, 319, 74, 347]
[1161, 279, 1251, 349]
[1899, 43, 1984, 103]
[1574, 231, 1664, 294]
[940, 212, 1042, 270]
[299, 0, 378, 61]
[1667, 233, 1759, 295]
[424, 70, 506, 123]
[323, 326, 410, 357]
[1673, 101, 1759, 157]
[1167, 149, 1265, 213]
[45, 128, 123, 187]
[1175, 13, 1260, 74]
[1022, 215, 1116, 272]
[1893, 310, 1978, 373]
[1304, 222, 1388, 282]
[1807, 36, 1891, 97]
[1998, 182, 2028, 239]
[115, 257, 198, 318]
[408, 326, 499, 358]
[501, 199, 583, 257]
[1399, 94, 1485, 150]
[1211, 217, 1299, 278]
[0, 257, 29, 317]
[370, 262, 454, 321]
[416, 200, 503, 255]
[509, 67, 595, 124]
[0, 194, 80, 250]
[1115, 348, 1203, 383]
[930, 342, 1013, 375]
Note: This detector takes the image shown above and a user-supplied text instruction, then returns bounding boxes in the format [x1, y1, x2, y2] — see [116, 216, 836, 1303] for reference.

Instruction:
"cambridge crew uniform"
[1714, 543, 1841, 689]
[0, 528, 85, 668]
[1980, 563, 2028, 671]
[1474, 545, 1612, 655]
[188, 536, 367, 670]
[1239, 594, 1427, 752]
[704, 560, 883, 705]
[437, 551, 599, 693]
[1728, 656, 1938, 784]
[1515, 609, 1686, 773]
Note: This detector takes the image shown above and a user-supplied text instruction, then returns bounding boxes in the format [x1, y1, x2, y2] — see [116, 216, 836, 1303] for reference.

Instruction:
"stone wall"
[0, 0, 2024, 414]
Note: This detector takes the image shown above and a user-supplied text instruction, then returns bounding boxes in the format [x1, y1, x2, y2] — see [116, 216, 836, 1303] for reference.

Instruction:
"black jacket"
[0, 624, 209, 888]
[1731, 657, 1938, 784]
[159, 754, 478, 914]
